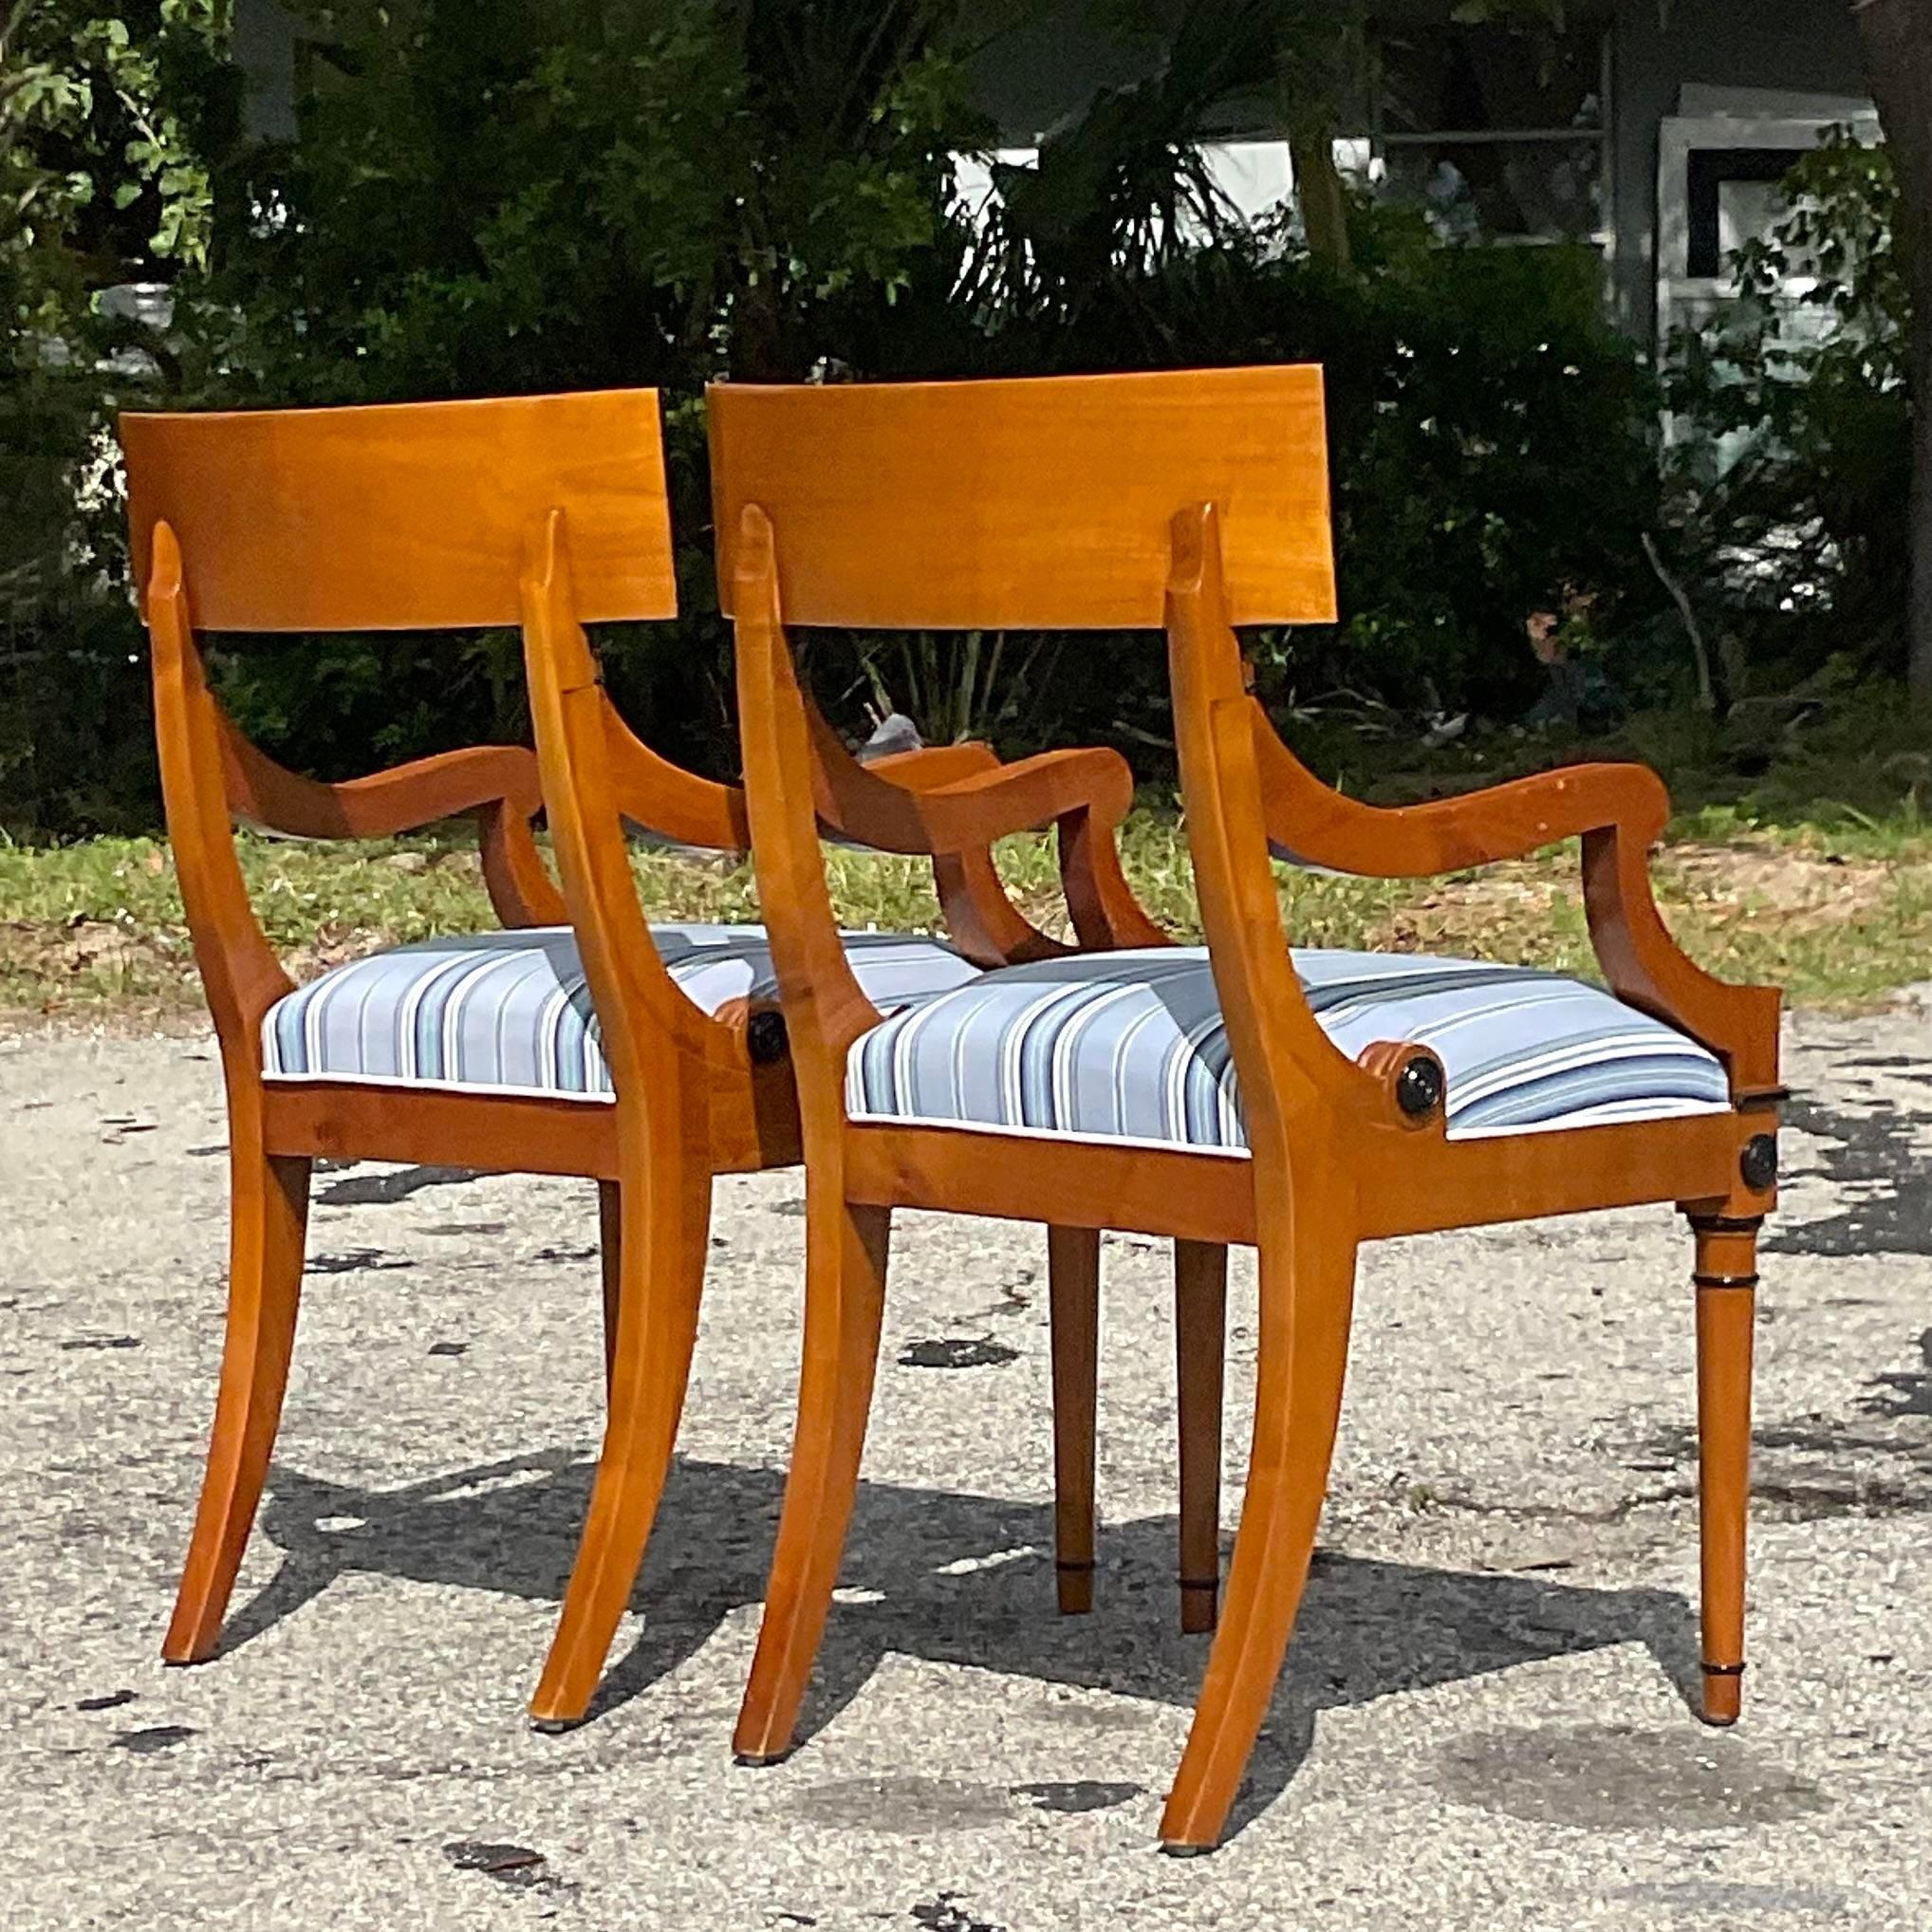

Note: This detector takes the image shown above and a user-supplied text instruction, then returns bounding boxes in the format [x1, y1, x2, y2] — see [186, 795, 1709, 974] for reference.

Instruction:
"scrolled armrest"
[860, 740, 1002, 790]
[1583, 820, 1781, 1098]
[218, 716, 546, 839]
[1251, 707, 1779, 1096]
[1254, 714, 1668, 875]
[600, 705, 750, 851]
[805, 697, 1133, 856]
[914, 747, 1137, 850]
[798, 702, 1160, 960]
[217, 717, 566, 927]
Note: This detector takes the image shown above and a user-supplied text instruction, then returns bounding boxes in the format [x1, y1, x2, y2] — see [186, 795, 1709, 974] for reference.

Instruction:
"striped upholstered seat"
[844, 948, 1731, 1149]
[262, 924, 979, 1099]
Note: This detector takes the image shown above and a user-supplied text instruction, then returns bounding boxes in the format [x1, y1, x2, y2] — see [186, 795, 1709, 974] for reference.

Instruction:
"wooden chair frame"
[713, 368, 1782, 1851]
[123, 390, 1172, 1731]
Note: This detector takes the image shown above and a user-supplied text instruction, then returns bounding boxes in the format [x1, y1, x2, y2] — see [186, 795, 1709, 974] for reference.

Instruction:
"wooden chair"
[710, 367, 1784, 1851]
[121, 387, 1174, 1729]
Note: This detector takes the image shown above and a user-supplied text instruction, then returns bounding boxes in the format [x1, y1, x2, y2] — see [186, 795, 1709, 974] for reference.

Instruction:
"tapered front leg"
[1160, 1200, 1358, 1852]
[1175, 1238, 1228, 1634]
[529, 1167, 712, 1728]
[597, 1178, 622, 1399]
[165, 1143, 311, 1663]
[1689, 1212, 1760, 1725]
[734, 1195, 892, 1764]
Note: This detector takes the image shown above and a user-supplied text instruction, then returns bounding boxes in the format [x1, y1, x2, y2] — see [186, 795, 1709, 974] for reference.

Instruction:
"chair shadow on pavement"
[232, 1450, 1699, 1839]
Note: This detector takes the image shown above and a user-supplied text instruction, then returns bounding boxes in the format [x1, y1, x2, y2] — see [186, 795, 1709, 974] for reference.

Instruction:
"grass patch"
[4, 790, 1928, 1024]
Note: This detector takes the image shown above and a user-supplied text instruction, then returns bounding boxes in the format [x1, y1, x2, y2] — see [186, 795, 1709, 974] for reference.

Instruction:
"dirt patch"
[1663, 845, 1895, 929]
[1369, 863, 1567, 962]
[0, 916, 200, 1029]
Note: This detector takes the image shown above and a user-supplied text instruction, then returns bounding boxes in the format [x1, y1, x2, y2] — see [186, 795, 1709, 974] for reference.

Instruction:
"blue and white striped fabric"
[261, 923, 980, 1100]
[844, 948, 1731, 1150]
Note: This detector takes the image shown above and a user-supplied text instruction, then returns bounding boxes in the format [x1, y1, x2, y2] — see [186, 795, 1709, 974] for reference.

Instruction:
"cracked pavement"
[2, 1003, 1929, 1928]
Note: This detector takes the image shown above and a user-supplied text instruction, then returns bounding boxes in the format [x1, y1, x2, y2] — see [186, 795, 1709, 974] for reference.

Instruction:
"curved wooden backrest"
[122, 390, 678, 632]
[707, 366, 1336, 631]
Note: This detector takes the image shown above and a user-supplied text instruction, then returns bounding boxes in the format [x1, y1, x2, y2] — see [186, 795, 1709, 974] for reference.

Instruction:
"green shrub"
[2, 1, 232, 834]
[0, 2, 1689, 827]
[893, 209, 1664, 752]
[1661, 131, 1910, 698]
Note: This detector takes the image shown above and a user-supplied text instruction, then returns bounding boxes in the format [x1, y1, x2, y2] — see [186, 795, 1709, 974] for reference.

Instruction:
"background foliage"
[0, 0, 1907, 835]
[1663, 132, 1909, 706]
[2, 1, 234, 828]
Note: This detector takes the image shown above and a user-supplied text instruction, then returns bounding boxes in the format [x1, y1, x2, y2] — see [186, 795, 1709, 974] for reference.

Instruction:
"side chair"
[121, 388, 1175, 1731]
[710, 367, 1784, 1851]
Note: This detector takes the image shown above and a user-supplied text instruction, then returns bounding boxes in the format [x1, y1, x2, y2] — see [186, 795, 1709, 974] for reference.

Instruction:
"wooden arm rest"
[920, 748, 1136, 843]
[218, 717, 546, 839]
[1252, 706, 1780, 1095]
[797, 704, 1158, 960]
[802, 700, 1129, 856]
[1254, 713, 1667, 876]
[600, 704, 750, 851]
[861, 741, 1002, 789]
[218, 717, 566, 928]
[818, 743, 1134, 857]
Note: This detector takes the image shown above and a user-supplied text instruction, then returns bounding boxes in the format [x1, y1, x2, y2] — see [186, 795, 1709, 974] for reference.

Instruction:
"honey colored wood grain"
[813, 706, 1166, 964]
[1584, 821, 1784, 1099]
[724, 491, 1208, 1767]
[716, 369, 1784, 1853]
[603, 706, 752, 853]
[1688, 1214, 1759, 1726]
[844, 1124, 1261, 1244]
[161, 1127, 309, 1663]
[708, 367, 1338, 630]
[1174, 1238, 1227, 1634]
[840, 1108, 1759, 1249]
[145, 526, 295, 1053]
[261, 1083, 621, 1179]
[516, 505, 1173, 1721]
[217, 716, 568, 928]
[808, 707, 1136, 857]
[123, 391, 678, 631]
[132, 389, 1166, 1733]
[1257, 725, 1673, 872]
[1250, 704, 1782, 1099]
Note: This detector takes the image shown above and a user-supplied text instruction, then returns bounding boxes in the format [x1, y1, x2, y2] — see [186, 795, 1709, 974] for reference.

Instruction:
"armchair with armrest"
[122, 387, 1195, 1733]
[711, 366, 1781, 1851]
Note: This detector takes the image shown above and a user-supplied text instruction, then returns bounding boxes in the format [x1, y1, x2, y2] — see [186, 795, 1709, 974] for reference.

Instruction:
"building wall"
[1609, 0, 1867, 336]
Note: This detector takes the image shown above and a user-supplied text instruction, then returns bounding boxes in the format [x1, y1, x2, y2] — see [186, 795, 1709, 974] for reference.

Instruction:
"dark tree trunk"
[1854, 0, 1932, 696]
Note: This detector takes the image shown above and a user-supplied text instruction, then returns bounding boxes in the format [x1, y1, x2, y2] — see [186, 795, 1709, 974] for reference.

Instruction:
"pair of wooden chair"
[121, 389, 1188, 1731]
[125, 367, 1780, 1852]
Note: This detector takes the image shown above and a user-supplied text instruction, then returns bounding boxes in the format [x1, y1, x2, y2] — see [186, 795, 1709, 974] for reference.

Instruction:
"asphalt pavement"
[2, 1007, 1928, 1929]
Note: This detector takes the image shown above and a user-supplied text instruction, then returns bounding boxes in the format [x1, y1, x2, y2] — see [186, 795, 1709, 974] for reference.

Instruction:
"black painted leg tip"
[734, 1750, 790, 1769]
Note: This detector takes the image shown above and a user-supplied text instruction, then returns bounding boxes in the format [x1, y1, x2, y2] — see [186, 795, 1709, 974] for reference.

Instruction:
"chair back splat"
[709, 366, 1336, 632]
[124, 390, 678, 633]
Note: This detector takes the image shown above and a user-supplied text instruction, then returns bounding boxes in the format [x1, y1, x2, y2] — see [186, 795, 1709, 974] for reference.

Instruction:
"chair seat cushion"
[262, 923, 980, 1100]
[844, 948, 1732, 1150]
